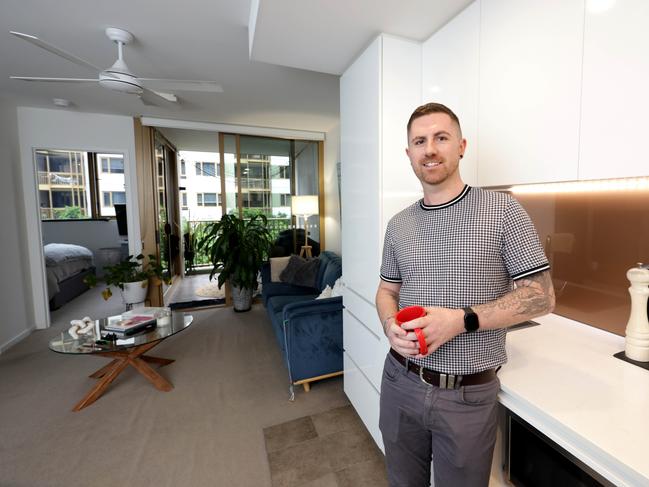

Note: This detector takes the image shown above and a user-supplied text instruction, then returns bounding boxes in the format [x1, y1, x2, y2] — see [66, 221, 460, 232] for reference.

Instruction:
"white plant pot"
[121, 280, 149, 307]
[231, 284, 253, 312]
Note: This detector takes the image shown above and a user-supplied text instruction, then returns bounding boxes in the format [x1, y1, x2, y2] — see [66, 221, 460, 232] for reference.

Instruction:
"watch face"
[464, 308, 479, 332]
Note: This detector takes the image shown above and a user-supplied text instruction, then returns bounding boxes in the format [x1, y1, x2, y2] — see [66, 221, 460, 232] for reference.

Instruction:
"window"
[197, 192, 220, 206]
[103, 191, 126, 207]
[99, 156, 124, 174]
[37, 149, 127, 220]
[36, 149, 90, 220]
[181, 192, 188, 209]
[195, 161, 217, 177]
[242, 192, 267, 208]
[96, 153, 126, 217]
[180, 159, 186, 178]
[271, 165, 290, 179]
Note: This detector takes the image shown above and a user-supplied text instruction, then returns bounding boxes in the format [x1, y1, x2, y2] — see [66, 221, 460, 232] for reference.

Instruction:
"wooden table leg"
[128, 356, 173, 391]
[140, 355, 174, 367]
[73, 340, 175, 411]
[89, 359, 119, 378]
[73, 359, 129, 411]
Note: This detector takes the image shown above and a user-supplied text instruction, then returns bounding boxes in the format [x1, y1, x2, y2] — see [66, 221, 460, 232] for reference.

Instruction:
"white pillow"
[330, 278, 344, 297]
[316, 285, 332, 300]
[270, 256, 291, 282]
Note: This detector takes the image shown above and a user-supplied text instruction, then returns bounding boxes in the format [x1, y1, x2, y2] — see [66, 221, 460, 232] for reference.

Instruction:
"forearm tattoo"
[478, 270, 555, 321]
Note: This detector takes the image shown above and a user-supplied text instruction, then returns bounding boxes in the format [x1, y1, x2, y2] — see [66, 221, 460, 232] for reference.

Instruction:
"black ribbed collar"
[419, 185, 471, 211]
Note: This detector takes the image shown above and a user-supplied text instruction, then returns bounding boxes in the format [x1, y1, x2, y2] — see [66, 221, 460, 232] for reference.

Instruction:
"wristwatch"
[463, 307, 479, 332]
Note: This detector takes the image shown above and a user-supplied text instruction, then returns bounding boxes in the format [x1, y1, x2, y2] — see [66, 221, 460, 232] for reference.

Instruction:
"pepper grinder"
[624, 263, 649, 362]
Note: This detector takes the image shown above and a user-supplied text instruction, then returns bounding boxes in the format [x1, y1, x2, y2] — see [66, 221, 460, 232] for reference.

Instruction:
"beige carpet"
[264, 405, 388, 487]
[0, 303, 354, 487]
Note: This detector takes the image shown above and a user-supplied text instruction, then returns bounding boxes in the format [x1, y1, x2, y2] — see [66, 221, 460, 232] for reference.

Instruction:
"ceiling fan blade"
[139, 79, 223, 93]
[139, 87, 178, 107]
[10, 76, 98, 83]
[10, 31, 103, 73]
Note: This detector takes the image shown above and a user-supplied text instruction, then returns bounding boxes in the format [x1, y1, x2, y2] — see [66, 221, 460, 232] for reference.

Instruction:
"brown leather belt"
[389, 348, 496, 389]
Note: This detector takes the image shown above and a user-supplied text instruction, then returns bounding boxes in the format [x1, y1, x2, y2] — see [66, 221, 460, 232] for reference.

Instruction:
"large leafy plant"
[85, 254, 170, 300]
[197, 214, 273, 290]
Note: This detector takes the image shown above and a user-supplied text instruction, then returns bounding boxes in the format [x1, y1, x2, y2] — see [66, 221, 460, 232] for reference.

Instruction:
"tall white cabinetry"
[579, 0, 649, 180]
[422, 1, 480, 187]
[477, 0, 583, 186]
[340, 35, 422, 448]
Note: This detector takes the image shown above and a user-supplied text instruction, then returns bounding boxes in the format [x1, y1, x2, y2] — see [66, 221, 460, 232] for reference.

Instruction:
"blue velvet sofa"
[260, 251, 343, 397]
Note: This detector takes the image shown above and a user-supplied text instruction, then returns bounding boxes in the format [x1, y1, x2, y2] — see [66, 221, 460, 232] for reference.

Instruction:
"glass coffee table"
[49, 309, 193, 411]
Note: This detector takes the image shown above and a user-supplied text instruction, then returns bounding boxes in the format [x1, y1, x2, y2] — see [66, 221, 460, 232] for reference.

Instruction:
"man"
[376, 103, 555, 486]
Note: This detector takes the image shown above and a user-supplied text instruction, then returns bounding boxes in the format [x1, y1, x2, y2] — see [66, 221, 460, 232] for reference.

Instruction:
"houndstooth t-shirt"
[380, 185, 549, 374]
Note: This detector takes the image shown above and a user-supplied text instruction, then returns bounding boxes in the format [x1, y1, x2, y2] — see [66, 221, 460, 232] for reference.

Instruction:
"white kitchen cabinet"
[579, 0, 649, 180]
[340, 37, 382, 306]
[422, 1, 480, 187]
[340, 34, 421, 451]
[478, 0, 583, 186]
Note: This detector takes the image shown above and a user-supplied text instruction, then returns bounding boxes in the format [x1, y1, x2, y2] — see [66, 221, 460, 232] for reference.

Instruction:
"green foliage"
[53, 206, 86, 219]
[240, 208, 270, 218]
[196, 214, 273, 290]
[84, 254, 170, 300]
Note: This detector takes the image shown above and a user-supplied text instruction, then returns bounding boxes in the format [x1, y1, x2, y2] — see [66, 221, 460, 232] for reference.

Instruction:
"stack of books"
[104, 315, 157, 336]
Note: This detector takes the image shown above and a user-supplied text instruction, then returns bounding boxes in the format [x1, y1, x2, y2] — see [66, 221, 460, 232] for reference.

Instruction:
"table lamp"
[291, 195, 318, 258]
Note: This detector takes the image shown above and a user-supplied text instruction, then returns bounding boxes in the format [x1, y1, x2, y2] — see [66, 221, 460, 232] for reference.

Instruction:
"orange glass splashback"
[502, 186, 649, 336]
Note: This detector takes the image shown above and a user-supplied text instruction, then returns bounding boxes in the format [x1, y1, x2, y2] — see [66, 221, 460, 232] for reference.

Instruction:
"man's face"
[406, 113, 466, 187]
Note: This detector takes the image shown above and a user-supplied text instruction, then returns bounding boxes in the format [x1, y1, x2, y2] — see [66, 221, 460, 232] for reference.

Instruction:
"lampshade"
[291, 195, 318, 217]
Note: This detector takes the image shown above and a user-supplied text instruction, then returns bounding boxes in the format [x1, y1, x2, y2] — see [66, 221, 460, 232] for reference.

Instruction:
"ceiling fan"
[9, 27, 223, 106]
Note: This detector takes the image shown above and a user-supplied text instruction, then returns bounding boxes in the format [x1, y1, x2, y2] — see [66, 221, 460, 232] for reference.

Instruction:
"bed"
[44, 243, 96, 310]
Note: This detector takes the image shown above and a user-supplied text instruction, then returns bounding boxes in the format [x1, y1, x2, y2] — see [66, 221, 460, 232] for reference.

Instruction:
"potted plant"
[197, 213, 273, 312]
[85, 254, 170, 308]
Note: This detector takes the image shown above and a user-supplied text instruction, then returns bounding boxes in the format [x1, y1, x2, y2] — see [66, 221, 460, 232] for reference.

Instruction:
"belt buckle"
[419, 367, 457, 389]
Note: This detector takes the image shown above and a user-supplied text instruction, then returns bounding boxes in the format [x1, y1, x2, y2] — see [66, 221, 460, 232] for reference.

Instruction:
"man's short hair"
[407, 103, 462, 138]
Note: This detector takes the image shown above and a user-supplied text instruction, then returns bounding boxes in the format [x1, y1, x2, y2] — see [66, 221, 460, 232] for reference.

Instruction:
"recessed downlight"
[52, 98, 71, 107]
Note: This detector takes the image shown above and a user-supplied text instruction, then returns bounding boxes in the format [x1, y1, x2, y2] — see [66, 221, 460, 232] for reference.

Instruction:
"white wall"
[0, 97, 33, 353]
[17, 107, 140, 329]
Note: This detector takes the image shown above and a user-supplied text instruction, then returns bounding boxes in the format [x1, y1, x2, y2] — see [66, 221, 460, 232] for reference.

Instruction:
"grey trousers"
[379, 352, 500, 487]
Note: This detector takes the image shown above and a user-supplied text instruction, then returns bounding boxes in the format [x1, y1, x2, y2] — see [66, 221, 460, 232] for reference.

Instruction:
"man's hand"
[400, 307, 465, 357]
[384, 316, 420, 357]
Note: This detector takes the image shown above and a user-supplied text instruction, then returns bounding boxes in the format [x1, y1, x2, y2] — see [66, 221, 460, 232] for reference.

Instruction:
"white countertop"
[499, 314, 649, 487]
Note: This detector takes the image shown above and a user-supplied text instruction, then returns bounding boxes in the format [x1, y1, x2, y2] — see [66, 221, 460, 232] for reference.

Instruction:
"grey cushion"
[279, 255, 321, 288]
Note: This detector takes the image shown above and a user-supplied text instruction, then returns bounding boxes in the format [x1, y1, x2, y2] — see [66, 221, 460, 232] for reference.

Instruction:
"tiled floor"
[264, 405, 388, 487]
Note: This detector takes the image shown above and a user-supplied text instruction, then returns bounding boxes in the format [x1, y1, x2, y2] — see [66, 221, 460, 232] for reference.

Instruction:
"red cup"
[395, 306, 427, 355]
[395, 306, 426, 324]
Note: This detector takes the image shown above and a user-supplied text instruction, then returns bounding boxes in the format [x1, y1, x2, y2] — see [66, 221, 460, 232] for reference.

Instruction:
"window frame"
[196, 192, 220, 206]
[38, 149, 126, 222]
[195, 161, 217, 178]
[99, 155, 125, 174]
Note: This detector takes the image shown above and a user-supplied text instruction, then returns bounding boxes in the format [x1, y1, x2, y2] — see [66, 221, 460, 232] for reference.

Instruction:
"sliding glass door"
[154, 133, 180, 281]
[179, 133, 322, 271]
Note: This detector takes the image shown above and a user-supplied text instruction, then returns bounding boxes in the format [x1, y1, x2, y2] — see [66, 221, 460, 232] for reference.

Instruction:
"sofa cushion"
[269, 256, 291, 282]
[267, 294, 318, 316]
[330, 278, 344, 297]
[260, 280, 318, 307]
[316, 285, 332, 299]
[280, 255, 321, 288]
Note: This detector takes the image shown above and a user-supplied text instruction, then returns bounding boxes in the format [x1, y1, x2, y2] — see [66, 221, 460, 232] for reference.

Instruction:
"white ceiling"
[0, 0, 472, 135]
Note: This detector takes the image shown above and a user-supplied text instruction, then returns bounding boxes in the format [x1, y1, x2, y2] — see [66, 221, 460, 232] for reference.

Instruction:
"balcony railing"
[184, 217, 292, 269]
[38, 171, 85, 187]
